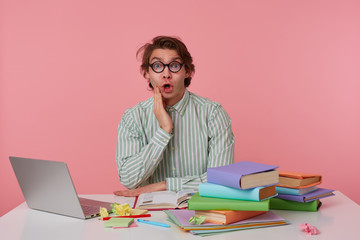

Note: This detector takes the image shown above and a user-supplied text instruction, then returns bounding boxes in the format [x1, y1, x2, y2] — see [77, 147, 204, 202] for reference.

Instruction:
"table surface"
[1, 191, 360, 240]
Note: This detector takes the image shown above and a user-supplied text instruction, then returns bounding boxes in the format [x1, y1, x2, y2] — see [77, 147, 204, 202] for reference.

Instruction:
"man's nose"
[162, 67, 171, 79]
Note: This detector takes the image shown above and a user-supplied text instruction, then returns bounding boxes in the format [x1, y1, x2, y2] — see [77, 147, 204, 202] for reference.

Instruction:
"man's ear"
[185, 71, 191, 78]
[145, 72, 154, 89]
[145, 71, 150, 80]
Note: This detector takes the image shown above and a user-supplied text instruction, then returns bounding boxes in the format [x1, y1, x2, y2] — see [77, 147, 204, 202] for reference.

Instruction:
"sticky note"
[113, 222, 139, 229]
[104, 218, 134, 228]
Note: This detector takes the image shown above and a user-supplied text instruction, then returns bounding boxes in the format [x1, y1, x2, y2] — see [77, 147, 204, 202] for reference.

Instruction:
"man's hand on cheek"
[154, 87, 173, 134]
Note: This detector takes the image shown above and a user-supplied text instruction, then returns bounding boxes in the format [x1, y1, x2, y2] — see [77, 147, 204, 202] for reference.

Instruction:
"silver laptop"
[10, 156, 112, 219]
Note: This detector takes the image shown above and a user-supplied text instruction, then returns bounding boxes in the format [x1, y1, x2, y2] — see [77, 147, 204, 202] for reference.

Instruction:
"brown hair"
[136, 36, 195, 89]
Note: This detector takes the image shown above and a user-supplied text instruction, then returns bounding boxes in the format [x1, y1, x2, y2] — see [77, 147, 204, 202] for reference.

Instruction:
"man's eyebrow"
[150, 57, 162, 62]
[172, 57, 182, 62]
[150, 56, 182, 62]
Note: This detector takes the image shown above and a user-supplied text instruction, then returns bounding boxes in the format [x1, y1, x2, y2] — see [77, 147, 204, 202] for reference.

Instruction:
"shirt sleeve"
[166, 104, 235, 192]
[116, 110, 172, 189]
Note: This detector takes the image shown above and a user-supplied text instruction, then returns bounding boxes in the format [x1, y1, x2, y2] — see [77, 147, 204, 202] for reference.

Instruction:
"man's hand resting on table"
[113, 181, 166, 197]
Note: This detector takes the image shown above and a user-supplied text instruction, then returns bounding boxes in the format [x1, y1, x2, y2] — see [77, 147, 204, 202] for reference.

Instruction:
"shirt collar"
[166, 89, 189, 116]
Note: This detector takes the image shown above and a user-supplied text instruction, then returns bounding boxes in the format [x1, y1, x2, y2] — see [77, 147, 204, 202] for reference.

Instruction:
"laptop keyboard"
[79, 197, 112, 216]
[81, 205, 101, 216]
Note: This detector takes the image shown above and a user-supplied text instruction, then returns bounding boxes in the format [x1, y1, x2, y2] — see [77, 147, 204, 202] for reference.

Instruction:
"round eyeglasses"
[149, 61, 184, 73]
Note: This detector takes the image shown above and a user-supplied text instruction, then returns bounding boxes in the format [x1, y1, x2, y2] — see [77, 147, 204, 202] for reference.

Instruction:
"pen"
[137, 219, 171, 228]
[100, 214, 151, 221]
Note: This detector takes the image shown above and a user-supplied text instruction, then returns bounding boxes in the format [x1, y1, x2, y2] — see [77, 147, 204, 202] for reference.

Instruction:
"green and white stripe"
[116, 89, 235, 192]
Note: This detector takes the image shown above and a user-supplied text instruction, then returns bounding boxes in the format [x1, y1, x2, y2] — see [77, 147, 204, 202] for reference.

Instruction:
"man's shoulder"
[188, 91, 231, 125]
[188, 91, 231, 121]
[188, 91, 222, 108]
[122, 97, 153, 120]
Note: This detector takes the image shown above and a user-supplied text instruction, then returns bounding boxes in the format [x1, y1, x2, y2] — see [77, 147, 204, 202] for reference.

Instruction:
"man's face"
[145, 48, 189, 106]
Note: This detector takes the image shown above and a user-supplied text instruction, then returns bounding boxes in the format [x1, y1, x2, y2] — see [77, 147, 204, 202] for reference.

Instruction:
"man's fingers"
[154, 86, 166, 115]
[113, 189, 140, 197]
[154, 87, 163, 107]
[113, 190, 130, 196]
[113, 190, 123, 196]
[153, 86, 173, 133]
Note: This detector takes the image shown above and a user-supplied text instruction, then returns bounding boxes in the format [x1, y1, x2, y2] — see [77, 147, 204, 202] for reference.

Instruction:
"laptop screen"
[10, 156, 87, 219]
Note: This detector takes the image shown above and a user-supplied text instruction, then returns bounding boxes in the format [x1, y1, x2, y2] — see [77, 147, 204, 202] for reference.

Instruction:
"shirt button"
[163, 138, 167, 142]
[153, 159, 156, 162]
[173, 168, 176, 171]
[171, 147, 175, 150]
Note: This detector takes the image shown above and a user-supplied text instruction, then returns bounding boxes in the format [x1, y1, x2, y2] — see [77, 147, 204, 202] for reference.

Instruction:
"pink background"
[1, 0, 359, 217]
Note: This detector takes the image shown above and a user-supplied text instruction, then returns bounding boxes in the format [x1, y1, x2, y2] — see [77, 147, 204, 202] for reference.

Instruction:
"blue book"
[199, 182, 277, 201]
[207, 161, 279, 189]
[275, 186, 318, 195]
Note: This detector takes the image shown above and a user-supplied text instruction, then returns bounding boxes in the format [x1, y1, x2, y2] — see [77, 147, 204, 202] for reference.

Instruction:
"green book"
[187, 193, 270, 211]
[270, 197, 321, 211]
[104, 218, 134, 228]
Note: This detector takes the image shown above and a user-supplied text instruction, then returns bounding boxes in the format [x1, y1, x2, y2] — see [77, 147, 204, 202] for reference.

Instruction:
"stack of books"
[188, 161, 279, 222]
[163, 161, 288, 236]
[270, 171, 335, 211]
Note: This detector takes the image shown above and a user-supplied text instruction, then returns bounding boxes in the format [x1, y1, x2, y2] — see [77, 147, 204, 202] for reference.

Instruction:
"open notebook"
[10, 156, 112, 219]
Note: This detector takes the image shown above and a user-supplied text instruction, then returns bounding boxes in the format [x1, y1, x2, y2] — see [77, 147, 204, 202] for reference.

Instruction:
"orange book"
[277, 171, 322, 189]
[194, 210, 266, 225]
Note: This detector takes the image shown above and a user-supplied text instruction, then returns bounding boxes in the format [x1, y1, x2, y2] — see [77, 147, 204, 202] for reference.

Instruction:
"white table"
[1, 191, 359, 239]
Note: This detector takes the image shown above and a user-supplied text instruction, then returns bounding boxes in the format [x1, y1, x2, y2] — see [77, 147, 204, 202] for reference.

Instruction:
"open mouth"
[162, 84, 172, 93]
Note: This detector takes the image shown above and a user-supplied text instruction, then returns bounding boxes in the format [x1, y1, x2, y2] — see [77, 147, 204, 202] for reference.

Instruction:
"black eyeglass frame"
[149, 61, 184, 73]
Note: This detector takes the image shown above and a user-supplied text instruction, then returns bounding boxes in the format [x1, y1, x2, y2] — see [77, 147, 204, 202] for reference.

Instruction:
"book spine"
[188, 197, 269, 211]
[275, 186, 318, 195]
[275, 186, 301, 195]
[199, 183, 261, 201]
[276, 194, 304, 202]
[277, 188, 334, 202]
[270, 198, 318, 211]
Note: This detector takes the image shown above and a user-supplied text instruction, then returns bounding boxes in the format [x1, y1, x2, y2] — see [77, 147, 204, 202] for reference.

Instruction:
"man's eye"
[154, 63, 162, 69]
[170, 62, 180, 69]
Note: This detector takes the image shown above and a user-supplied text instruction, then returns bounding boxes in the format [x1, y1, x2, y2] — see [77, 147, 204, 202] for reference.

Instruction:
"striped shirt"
[116, 89, 235, 192]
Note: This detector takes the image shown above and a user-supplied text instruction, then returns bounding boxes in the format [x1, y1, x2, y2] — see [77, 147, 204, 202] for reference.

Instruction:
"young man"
[114, 36, 234, 197]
